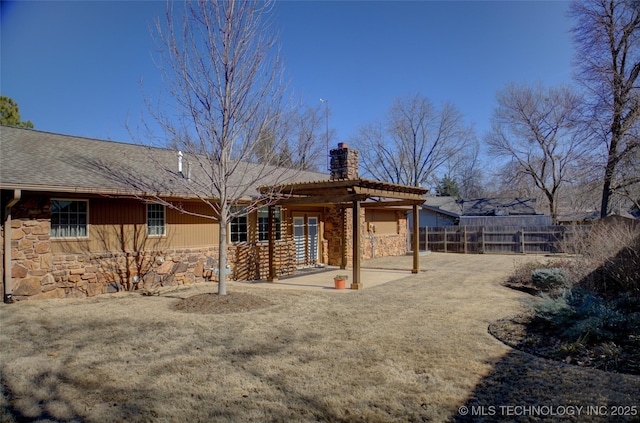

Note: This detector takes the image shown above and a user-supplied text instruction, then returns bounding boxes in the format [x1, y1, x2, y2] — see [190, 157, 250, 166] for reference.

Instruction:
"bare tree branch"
[128, 0, 305, 295]
[485, 83, 592, 223]
[571, 0, 640, 217]
[352, 94, 475, 188]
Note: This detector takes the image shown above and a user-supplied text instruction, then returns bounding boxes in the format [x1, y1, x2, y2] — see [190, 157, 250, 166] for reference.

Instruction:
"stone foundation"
[5, 211, 295, 302]
[12, 239, 221, 301]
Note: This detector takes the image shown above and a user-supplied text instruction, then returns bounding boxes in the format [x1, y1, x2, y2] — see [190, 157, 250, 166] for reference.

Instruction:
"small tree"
[136, 0, 303, 295]
[0, 96, 34, 128]
[435, 175, 461, 198]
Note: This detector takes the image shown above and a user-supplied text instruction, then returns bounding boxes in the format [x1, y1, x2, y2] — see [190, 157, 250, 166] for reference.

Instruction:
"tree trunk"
[600, 137, 619, 218]
[218, 215, 228, 296]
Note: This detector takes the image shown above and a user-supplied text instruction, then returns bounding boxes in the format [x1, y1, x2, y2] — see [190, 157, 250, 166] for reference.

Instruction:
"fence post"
[481, 227, 485, 253]
[520, 229, 525, 254]
[463, 226, 468, 254]
[425, 226, 429, 252]
[444, 226, 447, 253]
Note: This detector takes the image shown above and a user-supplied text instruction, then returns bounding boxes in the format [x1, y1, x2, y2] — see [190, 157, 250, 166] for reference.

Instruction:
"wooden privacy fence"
[412, 225, 584, 254]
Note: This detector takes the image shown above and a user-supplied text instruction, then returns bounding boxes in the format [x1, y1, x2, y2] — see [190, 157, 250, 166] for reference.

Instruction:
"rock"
[13, 277, 42, 296]
[174, 262, 188, 273]
[106, 282, 122, 293]
[156, 260, 174, 275]
[34, 242, 50, 254]
[86, 283, 104, 297]
[11, 264, 28, 278]
[32, 288, 65, 300]
[11, 228, 25, 240]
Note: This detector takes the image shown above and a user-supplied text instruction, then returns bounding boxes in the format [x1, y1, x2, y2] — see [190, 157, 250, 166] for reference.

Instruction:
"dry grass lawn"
[1, 253, 638, 422]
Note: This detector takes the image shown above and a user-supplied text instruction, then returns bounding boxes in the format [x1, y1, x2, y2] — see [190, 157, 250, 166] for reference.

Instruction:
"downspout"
[3, 189, 21, 303]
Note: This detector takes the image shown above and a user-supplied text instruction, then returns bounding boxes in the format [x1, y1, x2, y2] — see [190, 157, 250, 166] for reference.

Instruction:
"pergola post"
[351, 200, 362, 289]
[412, 202, 419, 274]
[341, 207, 347, 270]
[267, 205, 278, 282]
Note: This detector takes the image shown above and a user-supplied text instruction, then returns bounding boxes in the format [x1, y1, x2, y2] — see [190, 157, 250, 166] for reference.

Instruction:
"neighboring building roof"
[422, 197, 539, 217]
[421, 196, 462, 217]
[461, 198, 538, 216]
[0, 125, 327, 199]
[556, 210, 600, 224]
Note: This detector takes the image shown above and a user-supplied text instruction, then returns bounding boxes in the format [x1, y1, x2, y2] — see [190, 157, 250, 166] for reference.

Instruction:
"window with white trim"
[258, 206, 281, 241]
[230, 206, 247, 243]
[147, 203, 166, 236]
[51, 199, 88, 238]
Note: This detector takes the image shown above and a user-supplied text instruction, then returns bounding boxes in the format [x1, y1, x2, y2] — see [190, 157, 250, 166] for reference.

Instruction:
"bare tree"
[253, 104, 328, 171]
[485, 83, 592, 223]
[134, 0, 301, 295]
[352, 94, 475, 187]
[571, 0, 640, 218]
[441, 140, 486, 198]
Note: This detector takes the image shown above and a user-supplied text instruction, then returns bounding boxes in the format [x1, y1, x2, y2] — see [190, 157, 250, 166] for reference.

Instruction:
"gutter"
[3, 189, 21, 303]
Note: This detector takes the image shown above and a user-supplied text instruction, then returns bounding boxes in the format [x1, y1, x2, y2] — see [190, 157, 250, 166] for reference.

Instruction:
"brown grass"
[1, 253, 638, 422]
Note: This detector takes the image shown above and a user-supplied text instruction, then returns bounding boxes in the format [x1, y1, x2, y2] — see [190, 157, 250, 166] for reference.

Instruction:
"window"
[258, 206, 281, 242]
[147, 203, 165, 236]
[230, 206, 247, 243]
[51, 199, 88, 238]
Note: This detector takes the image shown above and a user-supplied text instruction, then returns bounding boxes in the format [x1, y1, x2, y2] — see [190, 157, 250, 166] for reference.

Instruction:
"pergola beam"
[359, 199, 423, 208]
[353, 186, 426, 200]
[277, 194, 368, 206]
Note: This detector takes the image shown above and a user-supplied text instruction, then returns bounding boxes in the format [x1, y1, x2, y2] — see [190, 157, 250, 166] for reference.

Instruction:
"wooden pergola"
[259, 178, 428, 289]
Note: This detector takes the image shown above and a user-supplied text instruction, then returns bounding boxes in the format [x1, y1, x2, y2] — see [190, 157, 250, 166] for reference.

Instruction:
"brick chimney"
[329, 142, 359, 180]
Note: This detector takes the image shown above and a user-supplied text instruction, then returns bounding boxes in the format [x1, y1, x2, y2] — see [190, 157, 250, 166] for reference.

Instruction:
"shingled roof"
[0, 126, 327, 199]
[422, 197, 539, 217]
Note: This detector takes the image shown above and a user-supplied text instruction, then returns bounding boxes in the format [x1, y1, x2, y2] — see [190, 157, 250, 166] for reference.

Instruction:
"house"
[1, 126, 427, 301]
[409, 197, 551, 232]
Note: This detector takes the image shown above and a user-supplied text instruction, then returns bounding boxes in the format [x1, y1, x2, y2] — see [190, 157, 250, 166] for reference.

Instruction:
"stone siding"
[5, 196, 298, 301]
[10, 212, 221, 300]
[4, 195, 408, 301]
[363, 210, 408, 260]
[325, 205, 347, 267]
[325, 206, 408, 267]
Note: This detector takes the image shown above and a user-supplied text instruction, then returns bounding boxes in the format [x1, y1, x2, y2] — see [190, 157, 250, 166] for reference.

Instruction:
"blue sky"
[1, 1, 574, 148]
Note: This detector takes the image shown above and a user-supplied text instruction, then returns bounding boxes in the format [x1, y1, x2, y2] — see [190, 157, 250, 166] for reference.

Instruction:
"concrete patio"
[235, 266, 413, 292]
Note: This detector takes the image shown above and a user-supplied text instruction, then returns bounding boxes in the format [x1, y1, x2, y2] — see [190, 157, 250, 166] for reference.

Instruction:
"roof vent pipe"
[177, 151, 183, 175]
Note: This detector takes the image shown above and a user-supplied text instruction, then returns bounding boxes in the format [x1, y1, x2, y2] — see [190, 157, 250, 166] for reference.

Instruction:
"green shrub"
[531, 268, 567, 291]
[531, 287, 638, 344]
[507, 260, 572, 289]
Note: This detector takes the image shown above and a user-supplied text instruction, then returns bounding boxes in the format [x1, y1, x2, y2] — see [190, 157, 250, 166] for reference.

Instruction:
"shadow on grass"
[0, 313, 349, 423]
[451, 349, 640, 423]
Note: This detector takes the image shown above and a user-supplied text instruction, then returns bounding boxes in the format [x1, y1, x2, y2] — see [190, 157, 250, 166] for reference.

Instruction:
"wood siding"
[51, 198, 218, 254]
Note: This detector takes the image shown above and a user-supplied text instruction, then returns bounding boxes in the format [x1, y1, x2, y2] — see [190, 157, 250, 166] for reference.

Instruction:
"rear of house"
[1, 126, 417, 301]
